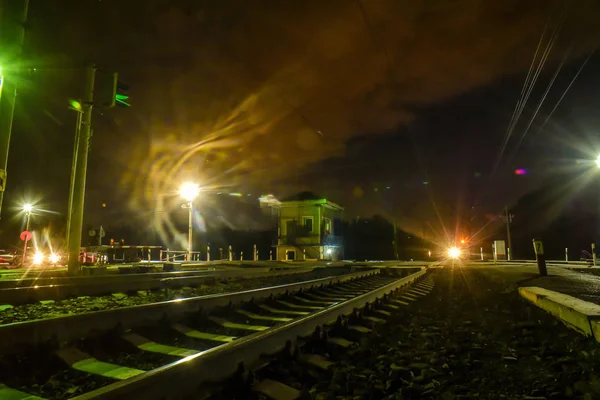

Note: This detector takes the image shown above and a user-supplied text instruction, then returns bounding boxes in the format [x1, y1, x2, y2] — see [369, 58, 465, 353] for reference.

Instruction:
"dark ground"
[253, 266, 600, 399]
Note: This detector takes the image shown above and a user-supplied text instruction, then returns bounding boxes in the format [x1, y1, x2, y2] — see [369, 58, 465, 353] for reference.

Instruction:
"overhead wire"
[492, 7, 565, 175]
[533, 50, 595, 137]
[506, 43, 572, 165]
[502, 20, 550, 150]
[503, 11, 567, 164]
[492, 21, 549, 175]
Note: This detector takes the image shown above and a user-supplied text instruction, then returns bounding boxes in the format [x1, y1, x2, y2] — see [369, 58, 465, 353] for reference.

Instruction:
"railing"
[278, 234, 343, 246]
[159, 250, 204, 262]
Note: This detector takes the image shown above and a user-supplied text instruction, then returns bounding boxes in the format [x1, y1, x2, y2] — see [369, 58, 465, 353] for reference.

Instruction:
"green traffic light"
[68, 99, 82, 111]
[115, 93, 130, 107]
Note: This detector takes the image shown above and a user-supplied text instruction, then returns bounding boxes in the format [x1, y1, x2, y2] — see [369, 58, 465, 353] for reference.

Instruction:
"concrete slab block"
[519, 286, 600, 337]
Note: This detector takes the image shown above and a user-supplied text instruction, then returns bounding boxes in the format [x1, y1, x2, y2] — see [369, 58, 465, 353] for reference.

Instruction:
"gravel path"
[0, 269, 347, 325]
[255, 266, 600, 399]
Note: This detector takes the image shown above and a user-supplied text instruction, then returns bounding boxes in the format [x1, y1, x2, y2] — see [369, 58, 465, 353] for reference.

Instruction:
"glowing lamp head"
[178, 182, 200, 202]
[596, 154, 600, 169]
[32, 252, 44, 265]
[448, 247, 462, 259]
[326, 248, 333, 255]
[49, 253, 60, 264]
[23, 204, 33, 213]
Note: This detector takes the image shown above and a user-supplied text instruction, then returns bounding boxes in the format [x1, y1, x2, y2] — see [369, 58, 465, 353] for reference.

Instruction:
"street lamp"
[595, 154, 600, 168]
[178, 182, 200, 262]
[22, 204, 33, 264]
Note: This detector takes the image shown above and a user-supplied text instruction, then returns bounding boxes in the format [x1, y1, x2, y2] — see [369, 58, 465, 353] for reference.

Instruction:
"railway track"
[0, 266, 331, 306]
[0, 267, 426, 399]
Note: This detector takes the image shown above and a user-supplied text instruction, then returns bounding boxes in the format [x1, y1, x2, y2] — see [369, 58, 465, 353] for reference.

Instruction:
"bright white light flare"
[448, 247, 462, 259]
[178, 182, 200, 201]
[49, 253, 60, 264]
[23, 203, 33, 212]
[32, 252, 44, 265]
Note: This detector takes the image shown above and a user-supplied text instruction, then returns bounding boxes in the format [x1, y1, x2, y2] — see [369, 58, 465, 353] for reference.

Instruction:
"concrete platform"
[470, 263, 600, 306]
[465, 262, 600, 344]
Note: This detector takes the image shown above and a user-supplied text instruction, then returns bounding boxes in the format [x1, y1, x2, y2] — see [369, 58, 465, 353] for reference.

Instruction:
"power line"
[507, 44, 572, 164]
[493, 18, 552, 174]
[509, 14, 563, 141]
[493, 8, 565, 175]
[533, 51, 595, 137]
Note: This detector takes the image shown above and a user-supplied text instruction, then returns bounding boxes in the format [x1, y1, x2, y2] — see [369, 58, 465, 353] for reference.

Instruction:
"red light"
[514, 168, 527, 175]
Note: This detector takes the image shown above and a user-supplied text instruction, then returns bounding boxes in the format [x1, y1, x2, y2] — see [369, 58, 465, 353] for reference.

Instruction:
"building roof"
[281, 191, 323, 202]
[280, 191, 343, 211]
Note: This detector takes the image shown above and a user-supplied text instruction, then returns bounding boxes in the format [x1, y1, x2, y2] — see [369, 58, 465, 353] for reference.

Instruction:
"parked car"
[0, 249, 21, 268]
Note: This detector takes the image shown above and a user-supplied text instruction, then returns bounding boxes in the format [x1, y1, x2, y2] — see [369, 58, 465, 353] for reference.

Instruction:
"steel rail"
[73, 267, 427, 399]
[0, 268, 220, 289]
[0, 269, 380, 354]
[0, 266, 317, 305]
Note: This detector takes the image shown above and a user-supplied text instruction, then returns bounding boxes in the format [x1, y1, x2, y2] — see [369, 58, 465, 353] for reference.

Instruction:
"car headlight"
[32, 252, 45, 265]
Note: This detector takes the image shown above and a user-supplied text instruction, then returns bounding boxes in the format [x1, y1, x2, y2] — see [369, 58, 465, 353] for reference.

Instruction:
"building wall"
[276, 200, 344, 260]
[279, 204, 321, 237]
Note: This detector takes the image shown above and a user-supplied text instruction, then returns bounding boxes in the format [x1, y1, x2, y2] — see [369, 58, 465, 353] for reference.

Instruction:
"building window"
[302, 216, 314, 234]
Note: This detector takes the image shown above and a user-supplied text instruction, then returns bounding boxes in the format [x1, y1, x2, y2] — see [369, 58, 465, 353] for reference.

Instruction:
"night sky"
[3, 0, 600, 247]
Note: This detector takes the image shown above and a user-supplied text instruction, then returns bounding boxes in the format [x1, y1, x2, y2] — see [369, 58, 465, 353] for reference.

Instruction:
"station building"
[275, 192, 344, 261]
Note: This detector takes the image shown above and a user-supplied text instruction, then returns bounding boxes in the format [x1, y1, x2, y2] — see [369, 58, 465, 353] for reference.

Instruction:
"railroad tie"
[326, 287, 365, 295]
[56, 347, 145, 380]
[276, 300, 323, 310]
[302, 293, 345, 302]
[314, 289, 353, 298]
[252, 379, 301, 400]
[412, 288, 431, 294]
[300, 354, 334, 371]
[348, 325, 372, 333]
[327, 337, 356, 348]
[235, 309, 293, 322]
[363, 316, 386, 324]
[208, 316, 270, 332]
[259, 304, 310, 316]
[291, 296, 331, 305]
[400, 293, 418, 301]
[374, 309, 392, 317]
[171, 323, 236, 342]
[122, 333, 198, 357]
[0, 383, 45, 400]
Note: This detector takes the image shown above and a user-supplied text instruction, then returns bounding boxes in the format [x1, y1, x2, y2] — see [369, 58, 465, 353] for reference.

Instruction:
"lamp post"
[179, 182, 200, 262]
[22, 203, 32, 264]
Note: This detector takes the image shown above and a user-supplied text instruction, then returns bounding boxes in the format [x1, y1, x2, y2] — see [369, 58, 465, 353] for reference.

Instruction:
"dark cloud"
[13, 0, 600, 231]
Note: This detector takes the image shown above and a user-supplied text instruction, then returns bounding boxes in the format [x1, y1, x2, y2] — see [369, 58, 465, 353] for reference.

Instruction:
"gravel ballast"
[252, 266, 600, 399]
[0, 268, 349, 325]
